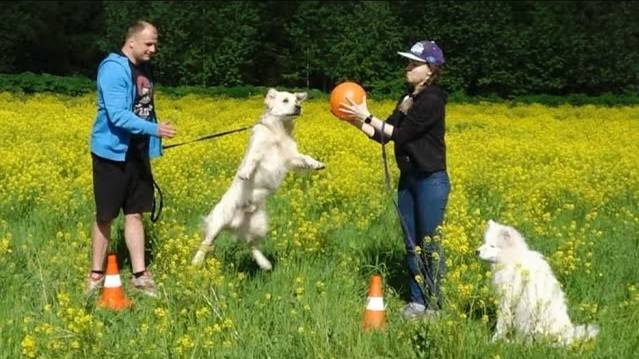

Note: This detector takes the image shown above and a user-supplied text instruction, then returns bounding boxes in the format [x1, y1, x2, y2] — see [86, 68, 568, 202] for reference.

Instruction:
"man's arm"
[98, 61, 159, 136]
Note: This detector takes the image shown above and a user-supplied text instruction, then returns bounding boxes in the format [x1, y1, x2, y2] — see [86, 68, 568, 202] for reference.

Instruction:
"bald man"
[87, 20, 176, 298]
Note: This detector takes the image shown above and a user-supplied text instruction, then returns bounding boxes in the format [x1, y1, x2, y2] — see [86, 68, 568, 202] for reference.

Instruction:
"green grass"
[2, 195, 638, 358]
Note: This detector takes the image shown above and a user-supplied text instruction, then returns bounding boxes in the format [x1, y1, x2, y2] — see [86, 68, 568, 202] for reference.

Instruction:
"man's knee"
[124, 213, 143, 223]
[95, 218, 113, 229]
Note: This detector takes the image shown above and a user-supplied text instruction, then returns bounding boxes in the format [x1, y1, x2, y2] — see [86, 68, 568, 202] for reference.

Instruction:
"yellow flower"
[154, 307, 167, 319]
[21, 335, 37, 358]
[2, 92, 638, 357]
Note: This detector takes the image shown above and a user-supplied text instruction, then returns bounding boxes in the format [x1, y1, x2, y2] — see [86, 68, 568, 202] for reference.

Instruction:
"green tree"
[249, 1, 300, 87]
[286, 1, 342, 91]
[1, 0, 638, 96]
[0, 1, 103, 77]
[325, 1, 404, 97]
[287, 1, 404, 96]
[100, 1, 260, 86]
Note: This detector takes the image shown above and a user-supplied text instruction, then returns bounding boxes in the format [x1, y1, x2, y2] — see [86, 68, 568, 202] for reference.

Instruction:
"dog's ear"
[499, 227, 513, 245]
[265, 88, 278, 109]
[295, 92, 308, 102]
[500, 224, 525, 248]
[509, 227, 528, 249]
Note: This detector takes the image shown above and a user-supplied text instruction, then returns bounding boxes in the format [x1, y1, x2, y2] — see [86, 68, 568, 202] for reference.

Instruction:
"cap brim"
[397, 52, 426, 62]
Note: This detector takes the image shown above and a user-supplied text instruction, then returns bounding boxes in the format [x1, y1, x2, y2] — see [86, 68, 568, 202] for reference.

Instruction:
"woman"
[340, 40, 451, 320]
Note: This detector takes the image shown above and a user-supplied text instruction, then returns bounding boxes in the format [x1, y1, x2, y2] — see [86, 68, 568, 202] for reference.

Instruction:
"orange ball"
[329, 81, 366, 120]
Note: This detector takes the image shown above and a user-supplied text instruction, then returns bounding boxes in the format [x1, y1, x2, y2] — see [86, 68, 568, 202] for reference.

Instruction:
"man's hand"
[157, 122, 176, 138]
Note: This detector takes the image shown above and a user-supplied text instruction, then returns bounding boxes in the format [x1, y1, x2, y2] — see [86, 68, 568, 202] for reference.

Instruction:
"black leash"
[149, 125, 251, 223]
[151, 178, 163, 223]
[162, 126, 250, 150]
[379, 123, 441, 310]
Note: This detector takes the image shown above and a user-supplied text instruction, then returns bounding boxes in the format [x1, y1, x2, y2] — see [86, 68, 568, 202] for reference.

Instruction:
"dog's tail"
[571, 323, 599, 342]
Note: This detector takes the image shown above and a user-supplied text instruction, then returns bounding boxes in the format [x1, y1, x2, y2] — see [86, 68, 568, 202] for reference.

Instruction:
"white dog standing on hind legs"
[477, 220, 599, 346]
[192, 88, 325, 270]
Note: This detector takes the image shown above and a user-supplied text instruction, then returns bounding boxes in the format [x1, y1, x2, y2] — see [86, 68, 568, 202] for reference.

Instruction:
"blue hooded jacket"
[90, 53, 162, 161]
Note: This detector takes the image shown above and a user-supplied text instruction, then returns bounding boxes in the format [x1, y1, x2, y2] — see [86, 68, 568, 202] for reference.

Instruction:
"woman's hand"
[339, 95, 371, 122]
[344, 117, 361, 127]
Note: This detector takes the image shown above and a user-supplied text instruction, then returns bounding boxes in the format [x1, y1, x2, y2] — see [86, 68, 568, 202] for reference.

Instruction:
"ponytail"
[398, 64, 442, 114]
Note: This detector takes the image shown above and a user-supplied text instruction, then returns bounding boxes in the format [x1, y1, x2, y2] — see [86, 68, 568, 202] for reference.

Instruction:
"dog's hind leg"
[192, 206, 230, 266]
[570, 323, 599, 344]
[250, 241, 272, 271]
[245, 209, 272, 270]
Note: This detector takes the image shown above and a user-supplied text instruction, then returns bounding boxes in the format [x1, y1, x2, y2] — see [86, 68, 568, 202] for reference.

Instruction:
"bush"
[0, 72, 95, 96]
[156, 85, 326, 100]
[1, 72, 639, 106]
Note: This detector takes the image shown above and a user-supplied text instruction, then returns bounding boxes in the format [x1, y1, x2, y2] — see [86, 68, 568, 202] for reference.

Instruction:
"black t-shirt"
[122, 53, 155, 160]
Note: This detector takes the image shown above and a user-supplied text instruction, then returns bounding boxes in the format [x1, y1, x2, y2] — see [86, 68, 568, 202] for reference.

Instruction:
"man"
[86, 20, 176, 297]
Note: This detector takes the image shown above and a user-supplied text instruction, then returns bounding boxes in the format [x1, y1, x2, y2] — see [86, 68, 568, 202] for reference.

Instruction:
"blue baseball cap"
[398, 40, 445, 65]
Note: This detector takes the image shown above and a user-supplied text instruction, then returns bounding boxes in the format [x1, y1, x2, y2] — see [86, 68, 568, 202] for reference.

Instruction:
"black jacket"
[370, 85, 448, 174]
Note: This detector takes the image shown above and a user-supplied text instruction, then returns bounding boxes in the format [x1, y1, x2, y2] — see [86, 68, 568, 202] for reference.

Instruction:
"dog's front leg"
[492, 303, 513, 343]
[491, 328, 506, 343]
[290, 153, 325, 171]
[237, 152, 261, 180]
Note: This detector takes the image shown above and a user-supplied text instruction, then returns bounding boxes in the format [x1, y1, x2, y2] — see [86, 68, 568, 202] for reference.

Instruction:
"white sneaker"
[402, 302, 441, 321]
[402, 302, 426, 320]
[84, 272, 104, 297]
[130, 270, 158, 298]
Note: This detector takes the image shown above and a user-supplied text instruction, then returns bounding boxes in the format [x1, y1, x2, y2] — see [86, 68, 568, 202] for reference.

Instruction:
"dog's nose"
[295, 105, 301, 111]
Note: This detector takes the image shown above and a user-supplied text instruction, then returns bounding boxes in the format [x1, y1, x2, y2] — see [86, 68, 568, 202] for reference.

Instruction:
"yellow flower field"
[1, 91, 638, 358]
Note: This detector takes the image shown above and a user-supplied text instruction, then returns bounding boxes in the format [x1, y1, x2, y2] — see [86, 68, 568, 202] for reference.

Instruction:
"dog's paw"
[491, 332, 507, 343]
[314, 161, 326, 170]
[258, 259, 273, 271]
[251, 249, 273, 271]
[237, 166, 252, 181]
[192, 250, 206, 266]
[241, 202, 257, 213]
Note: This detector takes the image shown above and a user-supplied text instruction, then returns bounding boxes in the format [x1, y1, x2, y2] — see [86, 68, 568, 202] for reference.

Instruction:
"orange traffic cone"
[98, 254, 133, 311]
[362, 274, 386, 330]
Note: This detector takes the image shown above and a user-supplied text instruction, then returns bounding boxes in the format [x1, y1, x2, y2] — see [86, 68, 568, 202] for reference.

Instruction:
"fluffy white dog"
[191, 88, 325, 270]
[477, 220, 599, 346]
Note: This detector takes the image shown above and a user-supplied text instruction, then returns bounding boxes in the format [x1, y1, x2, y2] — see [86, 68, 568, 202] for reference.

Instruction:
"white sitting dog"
[192, 88, 325, 270]
[477, 220, 599, 346]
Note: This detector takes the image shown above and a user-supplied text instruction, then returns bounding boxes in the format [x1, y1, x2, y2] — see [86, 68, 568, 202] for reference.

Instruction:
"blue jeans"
[397, 170, 450, 308]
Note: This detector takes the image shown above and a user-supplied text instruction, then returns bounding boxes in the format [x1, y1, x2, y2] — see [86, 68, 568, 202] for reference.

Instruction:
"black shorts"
[91, 152, 154, 224]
